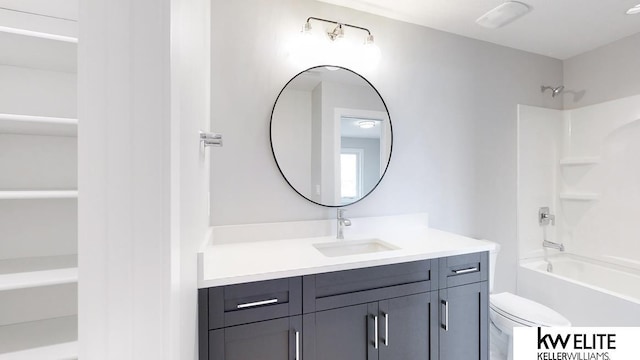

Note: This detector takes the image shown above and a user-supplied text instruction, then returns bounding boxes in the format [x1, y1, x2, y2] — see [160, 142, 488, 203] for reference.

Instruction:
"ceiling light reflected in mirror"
[357, 120, 377, 129]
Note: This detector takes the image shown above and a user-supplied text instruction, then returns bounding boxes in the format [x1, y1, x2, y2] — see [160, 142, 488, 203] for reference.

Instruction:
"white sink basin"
[313, 238, 399, 257]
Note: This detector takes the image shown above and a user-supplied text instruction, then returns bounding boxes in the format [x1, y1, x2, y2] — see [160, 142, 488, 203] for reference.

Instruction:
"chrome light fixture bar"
[304, 17, 375, 44]
[627, 4, 640, 15]
[293, 17, 382, 70]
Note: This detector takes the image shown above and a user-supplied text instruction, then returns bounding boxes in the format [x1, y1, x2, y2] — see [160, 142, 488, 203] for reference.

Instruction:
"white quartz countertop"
[198, 221, 495, 288]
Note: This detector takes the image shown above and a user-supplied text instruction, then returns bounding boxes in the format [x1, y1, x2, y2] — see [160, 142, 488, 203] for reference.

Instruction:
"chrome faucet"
[543, 240, 565, 252]
[337, 208, 351, 240]
[539, 206, 564, 251]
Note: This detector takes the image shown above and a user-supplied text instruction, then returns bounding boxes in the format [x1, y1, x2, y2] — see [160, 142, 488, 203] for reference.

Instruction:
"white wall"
[517, 105, 563, 260]
[0, 65, 76, 117]
[79, 0, 210, 358]
[210, 0, 563, 293]
[78, 0, 173, 357]
[171, 0, 211, 358]
[563, 32, 640, 110]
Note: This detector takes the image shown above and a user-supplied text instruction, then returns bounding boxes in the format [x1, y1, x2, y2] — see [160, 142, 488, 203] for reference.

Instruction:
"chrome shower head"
[541, 85, 565, 98]
[552, 86, 564, 97]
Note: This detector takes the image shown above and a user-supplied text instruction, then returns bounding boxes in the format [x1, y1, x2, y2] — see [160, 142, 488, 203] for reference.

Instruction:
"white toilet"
[487, 243, 571, 360]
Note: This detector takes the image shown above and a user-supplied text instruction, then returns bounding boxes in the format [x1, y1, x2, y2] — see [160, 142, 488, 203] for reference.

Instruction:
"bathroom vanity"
[198, 66, 489, 359]
[197, 218, 491, 360]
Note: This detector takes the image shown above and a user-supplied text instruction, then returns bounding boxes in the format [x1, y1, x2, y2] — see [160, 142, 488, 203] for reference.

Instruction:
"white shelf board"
[0, 267, 77, 291]
[0, 191, 77, 200]
[0, 114, 77, 136]
[0, 26, 76, 43]
[0, 27, 76, 73]
[559, 192, 600, 201]
[0, 342, 77, 360]
[0, 316, 77, 358]
[559, 157, 601, 165]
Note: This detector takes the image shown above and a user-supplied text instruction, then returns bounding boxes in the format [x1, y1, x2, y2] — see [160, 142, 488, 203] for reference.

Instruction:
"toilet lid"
[490, 292, 571, 327]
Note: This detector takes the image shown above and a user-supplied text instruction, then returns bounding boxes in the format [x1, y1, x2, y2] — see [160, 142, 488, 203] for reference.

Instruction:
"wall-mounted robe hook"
[200, 131, 222, 147]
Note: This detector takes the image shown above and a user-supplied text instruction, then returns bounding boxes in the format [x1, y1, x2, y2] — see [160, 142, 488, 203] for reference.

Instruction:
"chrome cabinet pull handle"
[295, 330, 300, 360]
[236, 298, 278, 309]
[453, 267, 478, 275]
[372, 315, 379, 349]
[383, 312, 389, 346]
[441, 300, 449, 331]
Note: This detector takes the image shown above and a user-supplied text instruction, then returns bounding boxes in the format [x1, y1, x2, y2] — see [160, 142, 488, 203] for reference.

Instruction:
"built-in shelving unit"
[559, 157, 601, 166]
[559, 192, 600, 201]
[0, 6, 79, 358]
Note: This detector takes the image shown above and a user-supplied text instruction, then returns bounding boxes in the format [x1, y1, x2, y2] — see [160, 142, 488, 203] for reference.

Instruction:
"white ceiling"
[317, 0, 640, 59]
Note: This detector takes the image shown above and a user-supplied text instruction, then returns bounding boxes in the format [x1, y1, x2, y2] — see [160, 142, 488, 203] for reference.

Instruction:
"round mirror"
[270, 65, 392, 207]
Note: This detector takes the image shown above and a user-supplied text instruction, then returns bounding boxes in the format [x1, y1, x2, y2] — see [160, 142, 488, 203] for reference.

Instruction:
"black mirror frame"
[269, 65, 393, 208]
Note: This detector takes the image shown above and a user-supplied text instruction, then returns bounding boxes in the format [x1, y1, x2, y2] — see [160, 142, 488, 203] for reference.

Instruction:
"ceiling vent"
[476, 1, 532, 29]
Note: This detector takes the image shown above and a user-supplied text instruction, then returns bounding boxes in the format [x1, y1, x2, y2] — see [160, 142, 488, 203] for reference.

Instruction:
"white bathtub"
[517, 254, 640, 326]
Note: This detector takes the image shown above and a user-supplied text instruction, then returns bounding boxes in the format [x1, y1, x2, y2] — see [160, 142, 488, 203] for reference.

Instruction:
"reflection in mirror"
[270, 66, 392, 207]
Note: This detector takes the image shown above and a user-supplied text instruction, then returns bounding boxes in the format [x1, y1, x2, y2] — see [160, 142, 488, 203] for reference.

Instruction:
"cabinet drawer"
[206, 277, 302, 329]
[438, 252, 488, 288]
[303, 260, 434, 312]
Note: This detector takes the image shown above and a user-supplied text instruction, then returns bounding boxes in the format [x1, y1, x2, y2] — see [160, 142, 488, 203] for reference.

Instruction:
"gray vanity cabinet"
[301, 260, 435, 360]
[304, 303, 372, 360]
[305, 293, 436, 360]
[378, 292, 438, 359]
[199, 278, 302, 360]
[199, 253, 489, 360]
[437, 252, 489, 360]
[209, 316, 302, 360]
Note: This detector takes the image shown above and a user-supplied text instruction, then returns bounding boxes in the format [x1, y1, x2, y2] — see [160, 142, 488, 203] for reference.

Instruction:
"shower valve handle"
[539, 207, 555, 226]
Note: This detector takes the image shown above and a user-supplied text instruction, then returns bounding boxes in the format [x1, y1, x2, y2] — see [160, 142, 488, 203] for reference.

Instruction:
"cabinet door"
[304, 302, 377, 360]
[438, 282, 488, 360]
[378, 292, 435, 360]
[210, 316, 302, 360]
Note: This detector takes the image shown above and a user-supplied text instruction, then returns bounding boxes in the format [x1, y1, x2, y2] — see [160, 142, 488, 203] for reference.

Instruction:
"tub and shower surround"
[517, 94, 640, 325]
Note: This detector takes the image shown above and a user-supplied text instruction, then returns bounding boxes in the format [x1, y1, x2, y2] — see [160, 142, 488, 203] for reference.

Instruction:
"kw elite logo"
[513, 327, 639, 360]
[536, 327, 615, 360]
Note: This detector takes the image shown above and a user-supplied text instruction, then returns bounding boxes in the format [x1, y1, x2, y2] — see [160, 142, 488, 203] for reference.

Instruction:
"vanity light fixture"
[358, 120, 376, 129]
[476, 1, 532, 29]
[303, 17, 375, 44]
[627, 4, 640, 14]
[293, 17, 381, 70]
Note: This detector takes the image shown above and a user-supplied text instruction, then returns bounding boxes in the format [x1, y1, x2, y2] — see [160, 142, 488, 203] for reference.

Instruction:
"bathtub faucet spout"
[543, 240, 565, 252]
